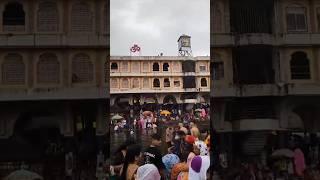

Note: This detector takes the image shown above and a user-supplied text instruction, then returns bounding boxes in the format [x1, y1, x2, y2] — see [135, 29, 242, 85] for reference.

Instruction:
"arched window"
[71, 2, 92, 32]
[111, 78, 118, 88]
[286, 5, 307, 32]
[153, 63, 159, 71]
[37, 53, 60, 84]
[143, 78, 149, 88]
[290, 51, 310, 79]
[37, 1, 58, 32]
[72, 54, 93, 83]
[2, 54, 25, 85]
[111, 62, 118, 70]
[201, 78, 207, 87]
[121, 78, 129, 88]
[3, 2, 25, 31]
[163, 63, 169, 71]
[153, 78, 160, 88]
[132, 78, 140, 88]
[164, 78, 170, 87]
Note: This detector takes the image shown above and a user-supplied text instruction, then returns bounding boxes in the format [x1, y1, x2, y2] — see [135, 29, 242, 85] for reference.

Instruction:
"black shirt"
[143, 146, 165, 170]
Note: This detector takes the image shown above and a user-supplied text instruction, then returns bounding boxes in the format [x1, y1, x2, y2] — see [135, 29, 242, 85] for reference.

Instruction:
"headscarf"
[188, 156, 210, 180]
[136, 164, 161, 180]
[194, 140, 209, 156]
[162, 153, 180, 173]
[185, 135, 196, 144]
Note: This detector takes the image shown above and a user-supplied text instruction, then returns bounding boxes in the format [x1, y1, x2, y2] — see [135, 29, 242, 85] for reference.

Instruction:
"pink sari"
[294, 148, 306, 176]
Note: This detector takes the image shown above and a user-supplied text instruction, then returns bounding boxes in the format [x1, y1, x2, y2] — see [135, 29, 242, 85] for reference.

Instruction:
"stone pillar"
[63, 102, 74, 137]
[0, 116, 6, 137]
[96, 102, 106, 136]
[212, 100, 226, 130]
[279, 98, 289, 129]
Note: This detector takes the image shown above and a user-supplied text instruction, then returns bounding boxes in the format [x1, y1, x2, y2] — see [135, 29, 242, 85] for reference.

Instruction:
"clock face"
[182, 39, 190, 47]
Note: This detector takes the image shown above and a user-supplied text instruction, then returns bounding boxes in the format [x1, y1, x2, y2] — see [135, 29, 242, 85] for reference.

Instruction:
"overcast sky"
[111, 0, 210, 56]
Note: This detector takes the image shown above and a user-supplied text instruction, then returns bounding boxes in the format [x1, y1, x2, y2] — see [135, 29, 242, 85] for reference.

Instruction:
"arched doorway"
[293, 105, 318, 132]
[11, 111, 65, 179]
[142, 95, 158, 111]
[163, 95, 177, 104]
[162, 95, 178, 112]
[113, 96, 131, 112]
[13, 112, 63, 159]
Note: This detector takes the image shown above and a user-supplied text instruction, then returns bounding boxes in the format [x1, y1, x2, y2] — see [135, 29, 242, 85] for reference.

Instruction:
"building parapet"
[111, 88, 210, 94]
[0, 34, 108, 47]
[110, 56, 210, 61]
[211, 33, 320, 47]
[211, 83, 320, 97]
[0, 86, 108, 101]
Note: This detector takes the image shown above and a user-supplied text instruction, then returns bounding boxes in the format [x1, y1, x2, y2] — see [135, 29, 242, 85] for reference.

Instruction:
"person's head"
[151, 133, 162, 146]
[136, 164, 161, 180]
[162, 153, 180, 173]
[121, 144, 142, 179]
[185, 135, 196, 145]
[193, 144, 201, 155]
[116, 138, 135, 155]
[177, 130, 186, 139]
[125, 144, 142, 163]
[174, 125, 180, 131]
[190, 122, 195, 127]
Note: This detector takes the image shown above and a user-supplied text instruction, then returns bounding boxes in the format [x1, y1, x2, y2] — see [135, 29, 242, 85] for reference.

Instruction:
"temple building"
[0, 0, 109, 178]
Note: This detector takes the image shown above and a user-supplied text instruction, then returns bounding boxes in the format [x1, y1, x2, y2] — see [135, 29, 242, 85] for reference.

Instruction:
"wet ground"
[109, 121, 210, 155]
[110, 127, 168, 155]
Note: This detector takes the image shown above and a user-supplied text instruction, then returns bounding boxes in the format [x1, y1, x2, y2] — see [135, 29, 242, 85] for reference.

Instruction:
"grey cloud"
[111, 0, 209, 56]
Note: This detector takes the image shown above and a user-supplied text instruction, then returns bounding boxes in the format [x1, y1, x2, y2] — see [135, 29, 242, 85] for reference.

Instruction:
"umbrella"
[111, 114, 123, 121]
[160, 110, 171, 116]
[271, 149, 294, 158]
[143, 111, 153, 116]
[5, 169, 43, 180]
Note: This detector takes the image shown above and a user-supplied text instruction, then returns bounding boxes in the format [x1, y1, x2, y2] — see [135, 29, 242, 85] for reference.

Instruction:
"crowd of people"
[109, 119, 211, 180]
[209, 132, 320, 180]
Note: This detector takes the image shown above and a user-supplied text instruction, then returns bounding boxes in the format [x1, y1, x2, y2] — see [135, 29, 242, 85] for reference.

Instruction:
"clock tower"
[178, 34, 192, 56]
